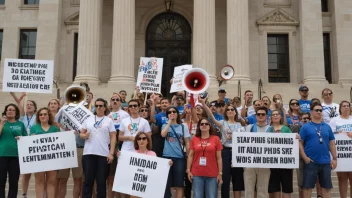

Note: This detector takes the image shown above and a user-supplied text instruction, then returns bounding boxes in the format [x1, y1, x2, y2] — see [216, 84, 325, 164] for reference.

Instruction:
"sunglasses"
[176, 97, 183, 100]
[301, 90, 309, 92]
[256, 113, 266, 117]
[129, 104, 138, 108]
[137, 137, 147, 141]
[302, 117, 310, 120]
[111, 98, 120, 102]
[290, 102, 299, 106]
[314, 109, 323, 113]
[168, 110, 177, 114]
[95, 105, 104, 108]
[200, 123, 210, 126]
[227, 108, 235, 111]
[140, 109, 148, 112]
[39, 113, 48, 116]
[271, 113, 280, 117]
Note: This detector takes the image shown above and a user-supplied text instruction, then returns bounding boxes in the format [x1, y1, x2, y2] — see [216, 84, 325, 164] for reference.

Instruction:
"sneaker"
[22, 194, 27, 198]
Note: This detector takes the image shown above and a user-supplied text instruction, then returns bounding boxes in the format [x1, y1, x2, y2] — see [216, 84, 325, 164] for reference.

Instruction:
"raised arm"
[198, 97, 221, 128]
[10, 92, 26, 117]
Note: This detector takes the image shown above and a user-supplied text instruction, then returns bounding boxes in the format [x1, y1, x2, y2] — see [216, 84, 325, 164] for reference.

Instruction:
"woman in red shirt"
[186, 118, 223, 198]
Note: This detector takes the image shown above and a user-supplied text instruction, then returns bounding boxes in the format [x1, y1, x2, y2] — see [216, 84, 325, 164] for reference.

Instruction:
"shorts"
[232, 167, 245, 191]
[297, 158, 305, 187]
[108, 155, 118, 177]
[268, 168, 293, 193]
[302, 162, 333, 189]
[165, 157, 185, 188]
[57, 148, 84, 179]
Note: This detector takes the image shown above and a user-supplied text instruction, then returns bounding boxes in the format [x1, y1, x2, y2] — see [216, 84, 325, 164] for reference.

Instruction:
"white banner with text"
[113, 151, 170, 198]
[2, 58, 54, 93]
[18, 131, 78, 174]
[232, 132, 299, 168]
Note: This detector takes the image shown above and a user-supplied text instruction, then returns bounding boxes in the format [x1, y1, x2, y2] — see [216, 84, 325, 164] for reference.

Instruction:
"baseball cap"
[218, 88, 226, 93]
[299, 85, 309, 91]
[209, 100, 218, 107]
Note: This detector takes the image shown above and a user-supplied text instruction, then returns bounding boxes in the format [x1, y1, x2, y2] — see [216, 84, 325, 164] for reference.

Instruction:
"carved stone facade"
[0, 0, 351, 101]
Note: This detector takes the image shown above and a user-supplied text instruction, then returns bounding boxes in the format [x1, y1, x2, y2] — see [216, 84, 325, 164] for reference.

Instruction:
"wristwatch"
[218, 172, 223, 175]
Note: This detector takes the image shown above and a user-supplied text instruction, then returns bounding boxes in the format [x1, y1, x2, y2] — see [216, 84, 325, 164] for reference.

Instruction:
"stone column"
[74, 0, 102, 83]
[193, 0, 217, 86]
[299, 0, 327, 84]
[332, 0, 352, 85]
[108, 0, 136, 90]
[36, 0, 62, 81]
[226, 0, 251, 83]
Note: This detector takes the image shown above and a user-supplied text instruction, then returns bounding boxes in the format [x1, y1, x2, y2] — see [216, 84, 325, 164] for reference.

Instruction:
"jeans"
[192, 176, 218, 198]
[0, 157, 20, 198]
[82, 155, 109, 198]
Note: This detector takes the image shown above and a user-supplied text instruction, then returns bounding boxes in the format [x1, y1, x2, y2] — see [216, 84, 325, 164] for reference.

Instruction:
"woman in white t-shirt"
[322, 88, 339, 124]
[199, 97, 245, 198]
[80, 98, 116, 198]
[329, 100, 352, 198]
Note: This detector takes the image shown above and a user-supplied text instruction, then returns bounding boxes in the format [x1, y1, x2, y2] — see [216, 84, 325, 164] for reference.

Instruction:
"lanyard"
[201, 138, 209, 156]
[311, 121, 323, 143]
[94, 116, 105, 128]
[26, 114, 33, 128]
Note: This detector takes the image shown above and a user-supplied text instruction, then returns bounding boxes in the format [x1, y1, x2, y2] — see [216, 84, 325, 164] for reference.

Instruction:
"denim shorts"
[302, 161, 333, 189]
[165, 157, 186, 188]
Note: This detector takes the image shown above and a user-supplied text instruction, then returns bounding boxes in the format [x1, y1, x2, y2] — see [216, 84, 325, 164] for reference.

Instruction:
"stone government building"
[0, 0, 351, 102]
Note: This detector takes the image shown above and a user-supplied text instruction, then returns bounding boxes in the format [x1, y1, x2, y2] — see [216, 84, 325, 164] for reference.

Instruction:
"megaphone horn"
[220, 65, 234, 80]
[182, 68, 210, 94]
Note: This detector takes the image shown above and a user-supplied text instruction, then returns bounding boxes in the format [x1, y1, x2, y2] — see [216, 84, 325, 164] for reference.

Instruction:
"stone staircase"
[5, 170, 345, 198]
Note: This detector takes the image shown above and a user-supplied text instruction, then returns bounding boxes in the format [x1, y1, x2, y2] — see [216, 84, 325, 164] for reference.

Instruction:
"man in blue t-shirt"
[298, 85, 311, 113]
[151, 98, 170, 157]
[299, 103, 337, 198]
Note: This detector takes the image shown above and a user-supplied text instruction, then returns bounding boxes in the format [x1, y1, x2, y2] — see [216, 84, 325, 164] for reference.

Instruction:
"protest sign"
[334, 133, 352, 172]
[232, 132, 299, 168]
[2, 58, 54, 93]
[56, 104, 93, 131]
[170, 65, 192, 93]
[136, 57, 163, 93]
[113, 151, 170, 198]
[18, 131, 77, 174]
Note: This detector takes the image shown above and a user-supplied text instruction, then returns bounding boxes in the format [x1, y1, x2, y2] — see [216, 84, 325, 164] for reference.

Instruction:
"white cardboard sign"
[113, 151, 170, 198]
[2, 58, 54, 93]
[232, 132, 299, 168]
[170, 65, 192, 93]
[136, 57, 163, 93]
[18, 131, 78, 174]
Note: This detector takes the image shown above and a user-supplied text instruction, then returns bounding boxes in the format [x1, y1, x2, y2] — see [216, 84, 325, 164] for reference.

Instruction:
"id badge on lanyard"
[199, 157, 207, 166]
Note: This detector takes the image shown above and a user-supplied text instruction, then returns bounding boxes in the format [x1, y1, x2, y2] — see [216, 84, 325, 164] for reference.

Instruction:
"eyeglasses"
[96, 105, 104, 108]
[271, 113, 280, 117]
[39, 113, 48, 116]
[137, 137, 147, 141]
[323, 93, 333, 97]
[129, 104, 138, 108]
[314, 109, 323, 113]
[256, 113, 266, 117]
[300, 90, 309, 92]
[168, 110, 177, 114]
[200, 123, 210, 126]
[111, 98, 120, 102]
[140, 109, 148, 112]
[290, 102, 299, 106]
[227, 108, 235, 111]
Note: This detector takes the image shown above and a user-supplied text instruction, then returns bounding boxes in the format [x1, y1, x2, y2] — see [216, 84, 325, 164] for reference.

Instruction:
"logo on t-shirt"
[110, 113, 120, 123]
[128, 123, 139, 135]
[10, 126, 22, 136]
[167, 132, 184, 144]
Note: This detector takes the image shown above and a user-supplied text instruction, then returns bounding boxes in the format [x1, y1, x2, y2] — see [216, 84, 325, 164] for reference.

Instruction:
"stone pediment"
[65, 11, 79, 25]
[257, 8, 299, 26]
